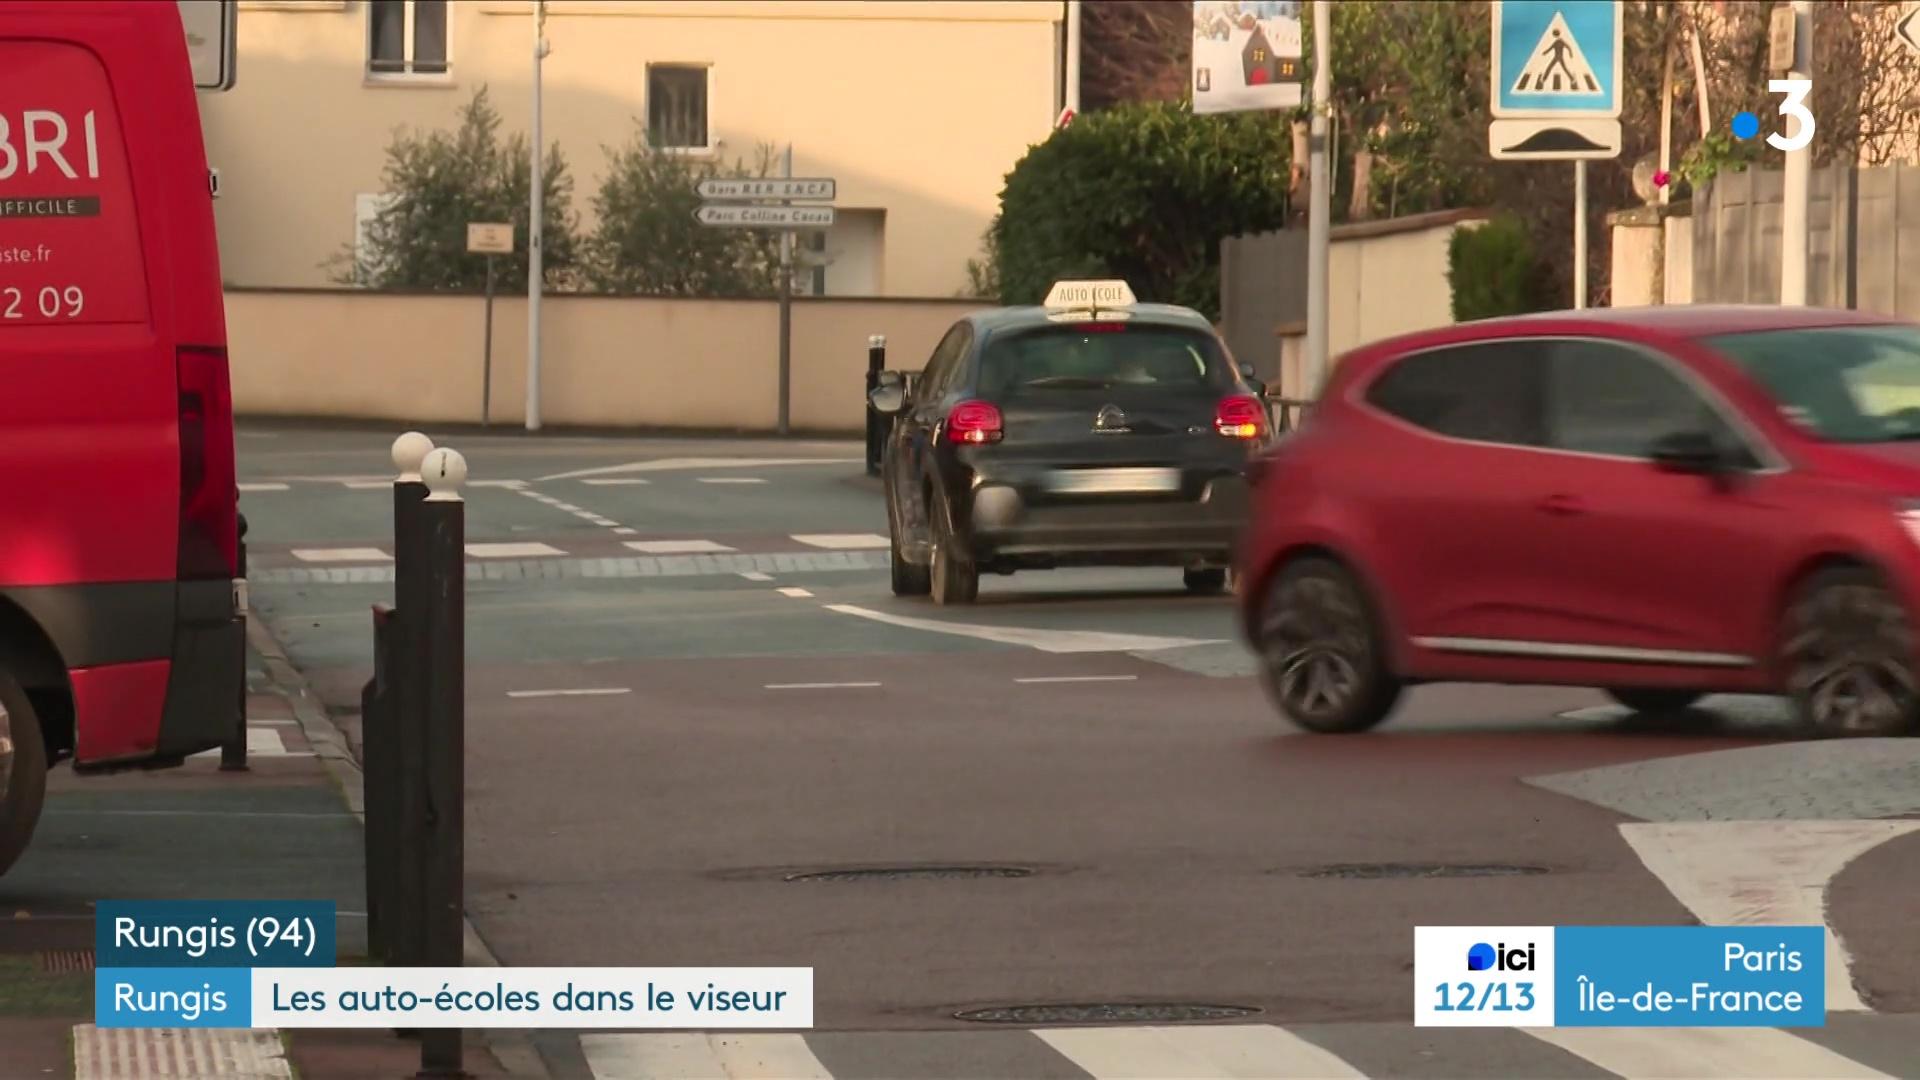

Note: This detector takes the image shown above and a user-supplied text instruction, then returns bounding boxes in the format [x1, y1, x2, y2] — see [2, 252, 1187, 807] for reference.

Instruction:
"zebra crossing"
[69, 1018, 1920, 1080]
[278, 533, 890, 565]
[554, 1019, 1920, 1079]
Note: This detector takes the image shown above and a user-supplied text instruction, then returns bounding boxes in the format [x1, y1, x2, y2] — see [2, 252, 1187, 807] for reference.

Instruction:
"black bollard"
[865, 334, 886, 476]
[221, 512, 250, 771]
[415, 447, 468, 1080]
[390, 433, 435, 978]
[363, 603, 397, 962]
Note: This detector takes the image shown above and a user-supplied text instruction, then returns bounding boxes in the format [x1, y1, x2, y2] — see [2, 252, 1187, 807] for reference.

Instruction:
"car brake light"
[1215, 394, 1267, 439]
[948, 400, 1004, 444]
[177, 345, 238, 580]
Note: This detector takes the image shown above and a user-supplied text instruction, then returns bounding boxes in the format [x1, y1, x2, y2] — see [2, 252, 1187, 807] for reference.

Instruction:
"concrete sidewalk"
[0, 632, 530, 1079]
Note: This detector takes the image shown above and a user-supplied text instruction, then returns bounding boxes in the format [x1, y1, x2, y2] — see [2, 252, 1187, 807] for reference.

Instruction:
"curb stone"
[245, 615, 553, 1080]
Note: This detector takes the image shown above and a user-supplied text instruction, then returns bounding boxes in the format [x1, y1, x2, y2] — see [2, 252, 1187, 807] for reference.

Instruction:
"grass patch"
[0, 956, 90, 1017]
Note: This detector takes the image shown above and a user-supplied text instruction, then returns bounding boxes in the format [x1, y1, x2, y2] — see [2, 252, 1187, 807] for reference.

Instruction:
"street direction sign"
[695, 204, 835, 228]
[1490, 1, 1623, 159]
[695, 178, 836, 201]
[1898, 5, 1920, 57]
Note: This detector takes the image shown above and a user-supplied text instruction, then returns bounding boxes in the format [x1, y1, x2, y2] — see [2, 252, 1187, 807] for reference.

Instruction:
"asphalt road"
[236, 422, 1920, 1079]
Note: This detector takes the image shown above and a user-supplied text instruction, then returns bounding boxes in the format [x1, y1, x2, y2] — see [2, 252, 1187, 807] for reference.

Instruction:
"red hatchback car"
[1235, 305, 1920, 738]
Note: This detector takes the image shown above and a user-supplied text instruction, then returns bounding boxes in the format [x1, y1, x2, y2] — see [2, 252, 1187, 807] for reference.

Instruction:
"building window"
[647, 65, 710, 150]
[805, 232, 827, 297]
[369, 0, 449, 79]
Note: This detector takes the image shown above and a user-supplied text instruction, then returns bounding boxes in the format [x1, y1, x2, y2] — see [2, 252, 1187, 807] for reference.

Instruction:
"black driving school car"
[867, 280, 1275, 605]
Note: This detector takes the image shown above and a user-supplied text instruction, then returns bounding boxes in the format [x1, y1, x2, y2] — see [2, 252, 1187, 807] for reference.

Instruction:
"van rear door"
[0, 2, 239, 766]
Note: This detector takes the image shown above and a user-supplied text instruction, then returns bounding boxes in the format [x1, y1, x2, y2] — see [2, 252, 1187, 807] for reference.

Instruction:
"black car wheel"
[1780, 567, 1920, 738]
[1184, 568, 1228, 595]
[929, 495, 978, 606]
[0, 670, 48, 878]
[1604, 688, 1705, 714]
[888, 495, 930, 598]
[1256, 557, 1400, 733]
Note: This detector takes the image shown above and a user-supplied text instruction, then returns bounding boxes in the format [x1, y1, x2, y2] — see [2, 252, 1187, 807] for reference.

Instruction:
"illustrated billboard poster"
[1192, 1, 1303, 113]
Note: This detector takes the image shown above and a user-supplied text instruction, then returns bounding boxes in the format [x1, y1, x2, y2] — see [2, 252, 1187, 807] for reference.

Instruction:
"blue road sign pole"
[1574, 160, 1587, 309]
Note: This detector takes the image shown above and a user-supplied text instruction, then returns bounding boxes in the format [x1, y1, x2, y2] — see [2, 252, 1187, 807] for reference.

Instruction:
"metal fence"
[1692, 161, 1920, 319]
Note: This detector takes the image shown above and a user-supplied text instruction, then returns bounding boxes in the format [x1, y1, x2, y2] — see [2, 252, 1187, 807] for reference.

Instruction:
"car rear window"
[977, 323, 1234, 397]
[0, 41, 149, 326]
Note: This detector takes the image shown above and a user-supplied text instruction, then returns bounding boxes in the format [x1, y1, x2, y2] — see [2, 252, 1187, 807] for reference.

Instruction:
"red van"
[0, 2, 242, 875]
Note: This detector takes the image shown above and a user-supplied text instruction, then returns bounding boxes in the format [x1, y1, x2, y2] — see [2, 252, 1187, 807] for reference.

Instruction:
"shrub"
[334, 86, 580, 291]
[1447, 214, 1547, 321]
[987, 101, 1292, 320]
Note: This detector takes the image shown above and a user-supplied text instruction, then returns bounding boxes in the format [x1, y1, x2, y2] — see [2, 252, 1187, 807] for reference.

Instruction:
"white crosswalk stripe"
[1525, 1027, 1893, 1079]
[581, 1033, 833, 1079]
[791, 533, 890, 549]
[1036, 1024, 1367, 1078]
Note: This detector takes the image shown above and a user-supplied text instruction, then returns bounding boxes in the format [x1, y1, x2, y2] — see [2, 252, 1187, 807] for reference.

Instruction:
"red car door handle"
[1538, 494, 1586, 516]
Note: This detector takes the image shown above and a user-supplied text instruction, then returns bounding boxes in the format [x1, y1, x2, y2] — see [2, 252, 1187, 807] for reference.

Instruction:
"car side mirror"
[1649, 431, 1724, 476]
[868, 383, 906, 415]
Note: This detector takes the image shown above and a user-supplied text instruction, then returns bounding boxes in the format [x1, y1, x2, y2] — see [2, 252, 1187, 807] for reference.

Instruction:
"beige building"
[200, 0, 1065, 297]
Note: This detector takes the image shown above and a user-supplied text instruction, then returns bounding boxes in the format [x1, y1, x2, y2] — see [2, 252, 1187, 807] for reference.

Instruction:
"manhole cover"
[37, 949, 93, 974]
[784, 866, 1033, 882]
[1297, 863, 1549, 879]
[955, 1003, 1259, 1025]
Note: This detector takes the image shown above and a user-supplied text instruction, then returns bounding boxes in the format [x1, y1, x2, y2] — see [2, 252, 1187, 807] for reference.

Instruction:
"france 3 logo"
[1414, 926, 1554, 1027]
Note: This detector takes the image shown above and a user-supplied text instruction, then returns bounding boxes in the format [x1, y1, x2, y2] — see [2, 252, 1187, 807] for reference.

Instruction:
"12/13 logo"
[1468, 941, 1535, 972]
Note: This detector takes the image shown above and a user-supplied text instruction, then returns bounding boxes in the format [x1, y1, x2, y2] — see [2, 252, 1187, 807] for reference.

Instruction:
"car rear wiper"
[1021, 376, 1113, 389]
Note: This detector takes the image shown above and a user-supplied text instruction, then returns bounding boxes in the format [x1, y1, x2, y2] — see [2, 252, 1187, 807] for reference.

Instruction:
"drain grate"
[955, 1003, 1260, 1025]
[1297, 863, 1550, 879]
[37, 949, 94, 974]
[784, 866, 1033, 883]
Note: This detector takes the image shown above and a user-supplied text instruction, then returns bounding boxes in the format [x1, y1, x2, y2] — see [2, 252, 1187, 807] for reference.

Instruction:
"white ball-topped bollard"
[421, 447, 467, 502]
[392, 431, 435, 482]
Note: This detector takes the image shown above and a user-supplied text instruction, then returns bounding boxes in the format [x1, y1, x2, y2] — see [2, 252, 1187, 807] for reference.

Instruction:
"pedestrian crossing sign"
[1492, 1, 1622, 119]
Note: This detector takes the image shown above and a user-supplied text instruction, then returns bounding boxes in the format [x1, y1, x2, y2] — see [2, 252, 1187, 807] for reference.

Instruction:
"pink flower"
[1653, 170, 1671, 188]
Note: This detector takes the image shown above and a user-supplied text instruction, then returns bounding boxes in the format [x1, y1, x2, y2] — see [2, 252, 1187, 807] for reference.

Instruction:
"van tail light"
[947, 400, 1004, 444]
[177, 346, 238, 580]
[1215, 394, 1268, 439]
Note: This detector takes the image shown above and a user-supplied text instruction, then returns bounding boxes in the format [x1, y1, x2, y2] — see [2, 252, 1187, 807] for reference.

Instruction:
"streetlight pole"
[1304, 0, 1331, 396]
[1064, 0, 1081, 116]
[1779, 0, 1812, 305]
[526, 1, 548, 431]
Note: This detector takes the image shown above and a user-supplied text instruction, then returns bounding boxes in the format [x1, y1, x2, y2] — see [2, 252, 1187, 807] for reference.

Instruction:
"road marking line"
[739, 571, 775, 581]
[1525, 1027, 1891, 1079]
[1035, 1024, 1366, 1079]
[342, 480, 391, 489]
[624, 539, 736, 554]
[1617, 820, 1920, 1013]
[291, 547, 391, 563]
[613, 527, 638, 535]
[467, 542, 567, 559]
[821, 603, 1227, 654]
[238, 482, 290, 492]
[468, 479, 528, 489]
[75, 1025, 293, 1080]
[1015, 675, 1139, 684]
[581, 1033, 831, 1080]
[790, 533, 889, 549]
[582, 516, 620, 527]
[188, 729, 307, 758]
[777, 587, 814, 598]
[540, 457, 860, 481]
[506, 688, 632, 698]
[581, 477, 651, 486]
[553, 503, 587, 512]
[699, 477, 767, 484]
[765, 681, 880, 689]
